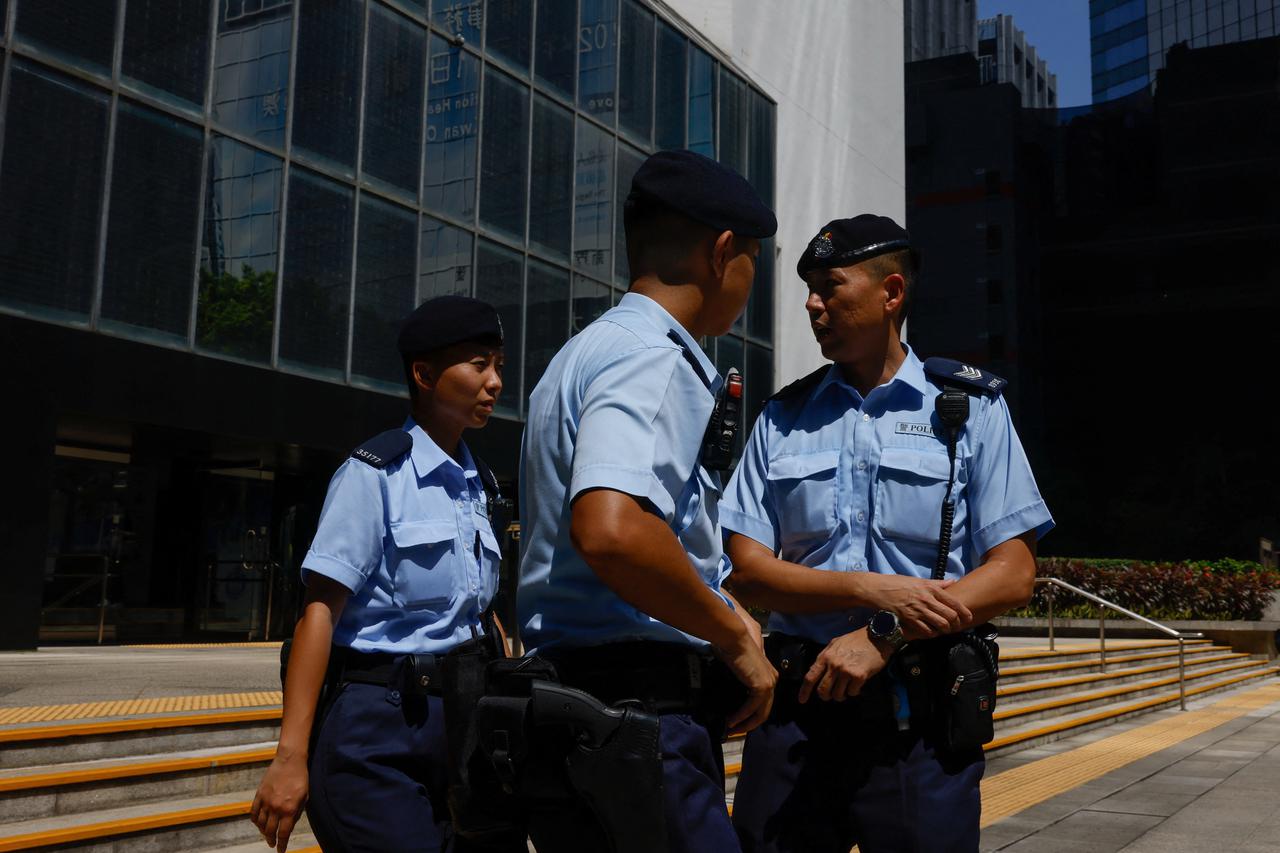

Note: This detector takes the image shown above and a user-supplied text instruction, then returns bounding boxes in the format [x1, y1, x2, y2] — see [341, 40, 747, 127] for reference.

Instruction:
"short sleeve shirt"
[721, 345, 1054, 644]
[517, 292, 734, 653]
[300, 419, 502, 654]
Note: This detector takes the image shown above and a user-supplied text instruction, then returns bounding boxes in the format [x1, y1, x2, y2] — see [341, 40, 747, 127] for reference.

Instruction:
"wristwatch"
[867, 610, 905, 650]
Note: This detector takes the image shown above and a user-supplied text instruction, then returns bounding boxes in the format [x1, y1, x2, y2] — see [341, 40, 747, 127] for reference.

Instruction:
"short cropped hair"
[862, 248, 920, 319]
[623, 195, 753, 281]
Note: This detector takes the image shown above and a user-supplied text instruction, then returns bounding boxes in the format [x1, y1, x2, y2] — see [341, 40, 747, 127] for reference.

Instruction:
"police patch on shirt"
[895, 422, 935, 437]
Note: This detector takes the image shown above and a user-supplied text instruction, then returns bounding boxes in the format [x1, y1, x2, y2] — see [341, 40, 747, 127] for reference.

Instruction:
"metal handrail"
[1035, 577, 1205, 711]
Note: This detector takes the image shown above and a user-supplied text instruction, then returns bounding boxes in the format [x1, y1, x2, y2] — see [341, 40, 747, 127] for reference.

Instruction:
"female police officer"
[249, 295, 513, 853]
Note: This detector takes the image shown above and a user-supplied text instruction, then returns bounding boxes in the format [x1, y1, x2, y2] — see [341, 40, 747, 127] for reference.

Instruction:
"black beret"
[628, 150, 777, 239]
[397, 294, 503, 355]
[796, 214, 912, 278]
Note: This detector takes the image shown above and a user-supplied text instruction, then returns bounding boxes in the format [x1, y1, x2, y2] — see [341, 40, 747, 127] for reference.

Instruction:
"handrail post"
[1099, 609, 1106, 672]
[1047, 583, 1055, 651]
[97, 556, 110, 646]
[1178, 636, 1187, 711]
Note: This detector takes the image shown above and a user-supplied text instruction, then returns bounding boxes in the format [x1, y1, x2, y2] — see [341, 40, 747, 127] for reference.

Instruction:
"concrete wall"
[662, 0, 907, 387]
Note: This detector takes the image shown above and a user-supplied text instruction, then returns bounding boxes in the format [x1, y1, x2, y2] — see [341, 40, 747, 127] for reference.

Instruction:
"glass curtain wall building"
[1092, 0, 1280, 102]
[0, 0, 776, 646]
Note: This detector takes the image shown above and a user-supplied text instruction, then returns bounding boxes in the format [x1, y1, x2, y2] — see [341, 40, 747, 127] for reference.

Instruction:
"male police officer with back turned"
[721, 215, 1054, 853]
[516, 150, 779, 853]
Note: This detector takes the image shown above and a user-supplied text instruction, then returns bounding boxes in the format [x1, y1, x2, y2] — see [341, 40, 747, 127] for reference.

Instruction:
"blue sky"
[977, 1, 1092, 107]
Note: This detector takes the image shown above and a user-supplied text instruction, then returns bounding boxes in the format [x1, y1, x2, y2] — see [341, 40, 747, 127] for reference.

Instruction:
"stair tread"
[998, 638, 1210, 663]
[995, 659, 1272, 718]
[0, 742, 277, 790]
[0, 707, 281, 745]
[0, 789, 252, 840]
[990, 665, 1280, 748]
[998, 652, 1252, 696]
[208, 832, 319, 853]
[1000, 645, 1235, 676]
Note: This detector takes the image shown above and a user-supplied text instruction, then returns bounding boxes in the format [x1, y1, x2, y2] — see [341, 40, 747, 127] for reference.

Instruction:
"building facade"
[1091, 0, 1280, 102]
[904, 0, 979, 62]
[0, 0, 903, 648]
[977, 14, 1058, 108]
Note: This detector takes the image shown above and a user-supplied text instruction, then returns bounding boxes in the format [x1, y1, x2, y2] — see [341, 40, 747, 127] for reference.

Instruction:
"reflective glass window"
[486, 0, 532, 74]
[122, 0, 211, 108]
[748, 91, 776, 208]
[688, 46, 716, 157]
[293, 0, 363, 173]
[529, 95, 574, 260]
[362, 5, 425, 198]
[212, 0, 293, 148]
[279, 169, 354, 379]
[719, 70, 750, 177]
[573, 119, 614, 279]
[579, 0, 618, 123]
[525, 259, 570, 405]
[434, 0, 482, 44]
[425, 36, 480, 221]
[0, 63, 109, 322]
[654, 22, 687, 150]
[15, 0, 117, 74]
[420, 214, 473, 299]
[479, 68, 530, 241]
[100, 102, 204, 342]
[475, 240, 524, 416]
[745, 341, 773, 426]
[613, 143, 645, 284]
[352, 196, 417, 387]
[572, 276, 610, 334]
[196, 136, 283, 363]
[748, 237, 775, 342]
[617, 0, 654, 143]
[1, 0, 7, 40]
[535, 0, 576, 100]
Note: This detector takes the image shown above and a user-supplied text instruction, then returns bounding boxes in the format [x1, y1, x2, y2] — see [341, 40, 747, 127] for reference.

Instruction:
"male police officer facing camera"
[721, 215, 1054, 853]
[517, 150, 779, 852]
[251, 295, 522, 853]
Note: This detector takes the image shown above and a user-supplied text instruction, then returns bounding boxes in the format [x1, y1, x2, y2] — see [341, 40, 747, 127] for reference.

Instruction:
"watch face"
[870, 610, 896, 637]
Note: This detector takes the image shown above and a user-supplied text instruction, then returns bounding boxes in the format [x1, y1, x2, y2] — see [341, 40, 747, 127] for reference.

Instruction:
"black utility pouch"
[938, 634, 998, 751]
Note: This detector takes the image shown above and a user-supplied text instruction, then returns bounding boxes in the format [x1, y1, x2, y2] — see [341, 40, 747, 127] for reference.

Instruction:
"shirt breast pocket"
[389, 520, 459, 608]
[874, 447, 964, 544]
[766, 450, 839, 548]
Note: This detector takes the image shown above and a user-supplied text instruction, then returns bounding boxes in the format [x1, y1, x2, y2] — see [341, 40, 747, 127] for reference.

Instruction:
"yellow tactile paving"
[980, 680, 1280, 827]
[0, 691, 282, 725]
[122, 642, 283, 649]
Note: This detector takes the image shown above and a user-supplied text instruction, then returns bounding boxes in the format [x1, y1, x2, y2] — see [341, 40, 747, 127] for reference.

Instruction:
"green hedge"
[1012, 557, 1280, 622]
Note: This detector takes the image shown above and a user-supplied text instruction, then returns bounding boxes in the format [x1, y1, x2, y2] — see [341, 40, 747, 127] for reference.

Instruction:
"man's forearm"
[571, 490, 748, 649]
[918, 531, 1038, 635]
[277, 603, 337, 756]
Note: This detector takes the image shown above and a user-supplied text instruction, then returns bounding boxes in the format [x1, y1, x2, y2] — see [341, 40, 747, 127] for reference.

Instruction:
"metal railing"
[1037, 577, 1205, 711]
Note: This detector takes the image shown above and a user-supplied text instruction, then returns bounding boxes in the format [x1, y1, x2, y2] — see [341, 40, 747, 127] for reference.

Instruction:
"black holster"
[895, 625, 1000, 751]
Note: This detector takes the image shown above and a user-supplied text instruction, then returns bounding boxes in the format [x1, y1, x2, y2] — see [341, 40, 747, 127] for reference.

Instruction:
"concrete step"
[998, 644, 1237, 684]
[997, 638, 1212, 667]
[995, 652, 1257, 702]
[993, 658, 1274, 727]
[0, 788, 309, 853]
[211, 835, 319, 853]
[986, 664, 1280, 757]
[0, 742, 276, 823]
[0, 709, 281, 770]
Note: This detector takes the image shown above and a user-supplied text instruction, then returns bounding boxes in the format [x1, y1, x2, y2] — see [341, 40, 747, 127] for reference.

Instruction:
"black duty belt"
[331, 646, 443, 696]
[542, 641, 745, 720]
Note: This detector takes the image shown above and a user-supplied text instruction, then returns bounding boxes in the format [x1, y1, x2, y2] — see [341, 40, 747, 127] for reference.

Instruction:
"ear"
[412, 360, 436, 394]
[710, 230, 736, 280]
[882, 272, 906, 315]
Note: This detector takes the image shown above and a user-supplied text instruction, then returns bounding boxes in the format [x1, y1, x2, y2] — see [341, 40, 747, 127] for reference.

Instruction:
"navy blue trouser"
[527, 712, 740, 853]
[306, 682, 522, 853]
[731, 698, 984, 853]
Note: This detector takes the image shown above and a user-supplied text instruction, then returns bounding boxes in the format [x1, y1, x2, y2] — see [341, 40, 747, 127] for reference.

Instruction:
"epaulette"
[351, 429, 413, 469]
[923, 357, 1007, 398]
[666, 329, 713, 390]
[768, 365, 829, 404]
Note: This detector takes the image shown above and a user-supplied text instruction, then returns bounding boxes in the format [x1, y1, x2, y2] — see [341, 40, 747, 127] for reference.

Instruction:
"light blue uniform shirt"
[518, 292, 734, 653]
[301, 419, 501, 654]
[721, 345, 1054, 644]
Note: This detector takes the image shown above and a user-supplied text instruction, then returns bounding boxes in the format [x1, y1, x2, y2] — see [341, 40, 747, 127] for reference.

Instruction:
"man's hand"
[713, 631, 778, 735]
[858, 575, 972, 639]
[250, 748, 308, 852]
[798, 628, 891, 704]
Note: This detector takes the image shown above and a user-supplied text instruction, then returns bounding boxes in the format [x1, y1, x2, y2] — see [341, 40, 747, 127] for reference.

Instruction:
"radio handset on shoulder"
[702, 368, 743, 472]
[932, 387, 970, 580]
